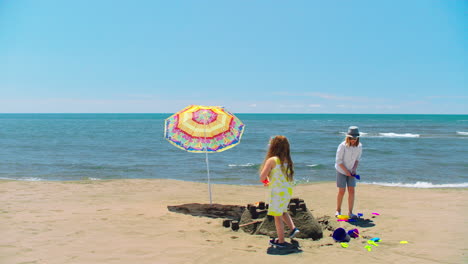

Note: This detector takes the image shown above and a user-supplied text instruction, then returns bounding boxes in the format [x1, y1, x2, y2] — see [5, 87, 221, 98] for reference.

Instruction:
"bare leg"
[274, 216, 285, 243]
[347, 186, 355, 214]
[281, 212, 295, 231]
[336, 187, 346, 213]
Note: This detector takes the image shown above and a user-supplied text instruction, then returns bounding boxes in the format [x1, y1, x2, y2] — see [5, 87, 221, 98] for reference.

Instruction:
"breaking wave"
[379, 133, 420, 138]
[228, 163, 256, 167]
[366, 181, 468, 188]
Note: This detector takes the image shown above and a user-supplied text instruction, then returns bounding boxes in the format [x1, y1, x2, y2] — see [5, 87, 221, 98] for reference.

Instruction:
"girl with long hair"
[259, 135, 299, 247]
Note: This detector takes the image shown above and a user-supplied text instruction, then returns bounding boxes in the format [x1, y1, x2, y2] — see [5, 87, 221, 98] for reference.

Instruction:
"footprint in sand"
[205, 239, 223, 244]
[320, 243, 334, 247]
[233, 247, 257, 253]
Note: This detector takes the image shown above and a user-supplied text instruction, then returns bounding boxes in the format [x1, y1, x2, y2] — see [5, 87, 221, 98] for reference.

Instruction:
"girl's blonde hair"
[260, 135, 294, 181]
[345, 136, 360, 147]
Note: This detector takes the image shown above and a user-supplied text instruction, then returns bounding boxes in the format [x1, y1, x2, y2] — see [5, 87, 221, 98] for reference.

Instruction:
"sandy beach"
[1, 179, 466, 264]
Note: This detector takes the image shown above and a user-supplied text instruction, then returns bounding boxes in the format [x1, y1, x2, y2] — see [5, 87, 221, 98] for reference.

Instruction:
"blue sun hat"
[332, 228, 351, 242]
[347, 126, 360, 138]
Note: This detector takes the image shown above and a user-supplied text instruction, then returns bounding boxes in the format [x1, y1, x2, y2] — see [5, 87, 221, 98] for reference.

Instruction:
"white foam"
[365, 181, 468, 188]
[0, 177, 43, 181]
[339, 132, 368, 136]
[379, 133, 420, 138]
[306, 164, 320, 167]
[228, 163, 255, 167]
[456, 131, 468, 136]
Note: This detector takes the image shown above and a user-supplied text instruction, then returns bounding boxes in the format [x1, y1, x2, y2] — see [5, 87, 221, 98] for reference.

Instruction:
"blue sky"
[1, 0, 466, 114]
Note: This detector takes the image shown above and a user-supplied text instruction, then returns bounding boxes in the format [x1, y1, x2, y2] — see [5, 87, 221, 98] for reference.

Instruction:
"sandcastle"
[168, 197, 332, 240]
[222, 198, 324, 240]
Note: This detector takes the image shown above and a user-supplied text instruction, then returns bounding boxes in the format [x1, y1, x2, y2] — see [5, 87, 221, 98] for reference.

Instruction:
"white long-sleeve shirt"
[335, 141, 362, 175]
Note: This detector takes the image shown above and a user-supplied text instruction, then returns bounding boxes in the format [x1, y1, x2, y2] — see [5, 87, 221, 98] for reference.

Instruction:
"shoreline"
[1, 178, 468, 189]
[1, 179, 467, 263]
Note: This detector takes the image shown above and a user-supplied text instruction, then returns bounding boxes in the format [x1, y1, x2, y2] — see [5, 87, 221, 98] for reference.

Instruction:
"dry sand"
[1, 179, 466, 264]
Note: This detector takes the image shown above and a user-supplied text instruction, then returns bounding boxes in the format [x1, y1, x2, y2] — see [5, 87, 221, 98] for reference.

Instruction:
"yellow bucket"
[337, 215, 349, 220]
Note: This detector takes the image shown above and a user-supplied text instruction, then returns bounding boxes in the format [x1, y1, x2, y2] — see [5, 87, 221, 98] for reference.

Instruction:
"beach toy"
[348, 219, 357, 222]
[337, 219, 348, 222]
[353, 174, 361, 180]
[222, 219, 232, 228]
[257, 201, 266, 210]
[364, 245, 373, 252]
[337, 215, 349, 220]
[262, 178, 269, 186]
[231, 221, 239, 231]
[400, 241, 408, 244]
[332, 228, 351, 242]
[367, 240, 379, 247]
[358, 213, 363, 217]
[372, 212, 380, 216]
[340, 243, 349, 248]
[370, 237, 380, 242]
[347, 229, 359, 238]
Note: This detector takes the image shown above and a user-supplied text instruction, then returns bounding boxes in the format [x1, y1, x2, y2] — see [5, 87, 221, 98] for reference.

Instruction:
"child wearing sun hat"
[335, 126, 362, 219]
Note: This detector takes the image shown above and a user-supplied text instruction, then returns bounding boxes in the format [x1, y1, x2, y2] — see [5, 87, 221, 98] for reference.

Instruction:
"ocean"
[1, 114, 467, 188]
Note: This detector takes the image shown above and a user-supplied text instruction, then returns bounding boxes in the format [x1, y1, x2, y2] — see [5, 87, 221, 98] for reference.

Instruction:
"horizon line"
[1, 112, 467, 115]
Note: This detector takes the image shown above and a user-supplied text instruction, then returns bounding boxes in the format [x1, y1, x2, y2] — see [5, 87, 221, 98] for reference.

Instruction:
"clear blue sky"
[1, 0, 466, 114]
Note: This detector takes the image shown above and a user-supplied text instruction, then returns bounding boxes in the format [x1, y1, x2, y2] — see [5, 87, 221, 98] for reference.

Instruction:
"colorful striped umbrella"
[164, 105, 245, 204]
[164, 105, 245, 153]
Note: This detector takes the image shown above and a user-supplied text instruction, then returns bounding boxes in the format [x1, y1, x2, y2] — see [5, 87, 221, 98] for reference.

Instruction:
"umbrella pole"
[205, 151, 212, 205]
[203, 120, 212, 205]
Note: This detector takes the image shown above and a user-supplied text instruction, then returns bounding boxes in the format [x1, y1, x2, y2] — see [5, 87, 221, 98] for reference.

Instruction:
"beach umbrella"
[164, 105, 245, 204]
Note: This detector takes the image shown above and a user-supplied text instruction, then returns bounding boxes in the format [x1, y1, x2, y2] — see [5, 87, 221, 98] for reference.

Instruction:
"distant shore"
[1, 179, 466, 264]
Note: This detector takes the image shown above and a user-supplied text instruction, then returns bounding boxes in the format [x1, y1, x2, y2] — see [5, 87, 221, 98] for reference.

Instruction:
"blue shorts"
[336, 171, 356, 188]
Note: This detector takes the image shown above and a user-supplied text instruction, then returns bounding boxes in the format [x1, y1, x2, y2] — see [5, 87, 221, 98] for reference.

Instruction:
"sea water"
[0, 114, 467, 188]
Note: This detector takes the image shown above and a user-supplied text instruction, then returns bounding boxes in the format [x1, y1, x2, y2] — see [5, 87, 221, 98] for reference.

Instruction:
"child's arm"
[336, 144, 352, 176]
[352, 160, 359, 175]
[339, 163, 352, 177]
[259, 158, 275, 183]
[352, 145, 362, 175]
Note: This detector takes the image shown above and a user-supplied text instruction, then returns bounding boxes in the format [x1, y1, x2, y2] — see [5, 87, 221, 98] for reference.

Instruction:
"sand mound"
[168, 198, 332, 240]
